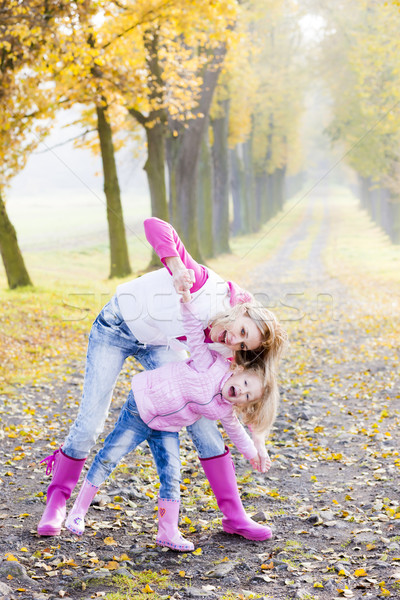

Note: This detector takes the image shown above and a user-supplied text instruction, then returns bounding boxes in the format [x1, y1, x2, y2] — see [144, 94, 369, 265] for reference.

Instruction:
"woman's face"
[210, 311, 263, 351]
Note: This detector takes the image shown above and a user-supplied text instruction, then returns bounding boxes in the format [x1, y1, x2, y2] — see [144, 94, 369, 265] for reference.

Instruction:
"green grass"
[105, 571, 176, 600]
[323, 188, 400, 292]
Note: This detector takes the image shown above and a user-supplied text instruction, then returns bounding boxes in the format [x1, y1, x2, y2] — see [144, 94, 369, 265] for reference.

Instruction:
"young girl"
[64, 296, 279, 551]
[38, 217, 286, 542]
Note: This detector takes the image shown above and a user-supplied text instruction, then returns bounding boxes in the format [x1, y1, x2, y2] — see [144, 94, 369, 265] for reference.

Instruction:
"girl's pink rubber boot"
[65, 478, 99, 536]
[37, 448, 86, 536]
[200, 446, 272, 541]
[156, 498, 194, 552]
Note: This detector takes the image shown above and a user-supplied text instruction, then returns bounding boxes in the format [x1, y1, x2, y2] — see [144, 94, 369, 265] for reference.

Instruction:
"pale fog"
[6, 107, 150, 252]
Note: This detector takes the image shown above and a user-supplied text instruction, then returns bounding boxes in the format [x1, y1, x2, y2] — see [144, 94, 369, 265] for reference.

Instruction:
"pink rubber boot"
[37, 448, 86, 536]
[65, 478, 99, 535]
[156, 498, 194, 552]
[200, 446, 272, 541]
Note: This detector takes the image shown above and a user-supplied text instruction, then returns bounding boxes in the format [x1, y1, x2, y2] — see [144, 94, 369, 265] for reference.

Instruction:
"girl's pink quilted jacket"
[132, 301, 257, 460]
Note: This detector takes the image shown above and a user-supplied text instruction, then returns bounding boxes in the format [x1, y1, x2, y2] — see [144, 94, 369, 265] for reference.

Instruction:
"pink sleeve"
[181, 301, 215, 371]
[227, 281, 253, 306]
[220, 412, 257, 459]
[144, 217, 207, 293]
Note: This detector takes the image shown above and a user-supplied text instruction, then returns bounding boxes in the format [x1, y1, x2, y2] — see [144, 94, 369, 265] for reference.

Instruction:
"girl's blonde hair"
[211, 301, 287, 434]
[232, 359, 280, 434]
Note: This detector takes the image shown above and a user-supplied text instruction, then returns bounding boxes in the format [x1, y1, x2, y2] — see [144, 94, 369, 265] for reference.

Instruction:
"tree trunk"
[197, 120, 214, 258]
[0, 191, 32, 288]
[230, 146, 246, 235]
[144, 122, 169, 269]
[166, 133, 180, 231]
[389, 198, 400, 244]
[266, 172, 275, 219]
[286, 172, 304, 198]
[174, 131, 203, 261]
[168, 45, 227, 260]
[273, 167, 286, 213]
[370, 186, 380, 225]
[259, 172, 270, 223]
[243, 139, 258, 232]
[359, 175, 372, 215]
[144, 123, 168, 222]
[381, 187, 391, 238]
[96, 104, 131, 279]
[128, 27, 168, 270]
[255, 174, 263, 224]
[211, 99, 230, 255]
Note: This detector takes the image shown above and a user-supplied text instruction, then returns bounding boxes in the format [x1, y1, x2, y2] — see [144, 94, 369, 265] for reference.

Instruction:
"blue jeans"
[63, 296, 225, 490]
[87, 391, 181, 499]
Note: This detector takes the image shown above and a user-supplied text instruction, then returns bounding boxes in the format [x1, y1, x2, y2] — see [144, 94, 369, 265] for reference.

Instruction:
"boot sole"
[222, 524, 273, 541]
[37, 525, 61, 536]
[156, 538, 194, 552]
[66, 526, 83, 536]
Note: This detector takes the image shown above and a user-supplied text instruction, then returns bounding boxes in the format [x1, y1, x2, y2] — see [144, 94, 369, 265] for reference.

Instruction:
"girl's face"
[210, 310, 263, 351]
[221, 369, 263, 406]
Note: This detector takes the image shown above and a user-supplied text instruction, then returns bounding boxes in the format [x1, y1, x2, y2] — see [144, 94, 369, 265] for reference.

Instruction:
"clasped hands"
[173, 267, 195, 302]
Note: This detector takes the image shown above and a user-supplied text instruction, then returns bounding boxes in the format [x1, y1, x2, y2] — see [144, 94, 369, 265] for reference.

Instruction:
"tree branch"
[128, 106, 148, 125]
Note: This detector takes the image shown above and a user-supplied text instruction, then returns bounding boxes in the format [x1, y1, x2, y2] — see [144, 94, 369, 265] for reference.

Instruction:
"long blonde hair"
[232, 359, 280, 435]
[211, 301, 287, 434]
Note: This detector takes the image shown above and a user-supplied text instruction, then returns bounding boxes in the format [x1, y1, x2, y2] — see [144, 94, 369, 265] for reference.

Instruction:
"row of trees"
[0, 0, 306, 288]
[313, 0, 400, 243]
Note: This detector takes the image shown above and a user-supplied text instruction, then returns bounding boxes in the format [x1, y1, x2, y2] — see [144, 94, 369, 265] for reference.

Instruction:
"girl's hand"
[250, 451, 272, 473]
[251, 432, 271, 472]
[181, 290, 191, 303]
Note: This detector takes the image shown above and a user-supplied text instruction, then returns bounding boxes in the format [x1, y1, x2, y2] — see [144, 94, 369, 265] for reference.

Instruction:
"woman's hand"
[165, 257, 195, 302]
[174, 268, 195, 302]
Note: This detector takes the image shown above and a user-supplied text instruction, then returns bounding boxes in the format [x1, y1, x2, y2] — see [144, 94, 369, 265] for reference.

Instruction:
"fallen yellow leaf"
[103, 537, 118, 546]
[64, 558, 77, 567]
[142, 583, 154, 593]
[192, 548, 202, 555]
[354, 568, 367, 577]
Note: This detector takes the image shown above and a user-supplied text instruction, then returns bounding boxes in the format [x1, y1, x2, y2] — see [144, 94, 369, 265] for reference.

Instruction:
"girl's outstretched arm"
[180, 299, 215, 370]
[144, 217, 207, 293]
[219, 413, 257, 461]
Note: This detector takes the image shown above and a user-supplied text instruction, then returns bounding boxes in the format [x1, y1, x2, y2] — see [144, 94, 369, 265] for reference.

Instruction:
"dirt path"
[1, 194, 399, 600]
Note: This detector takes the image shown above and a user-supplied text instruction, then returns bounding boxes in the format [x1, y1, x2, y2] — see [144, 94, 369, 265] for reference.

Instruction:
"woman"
[37, 218, 286, 540]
